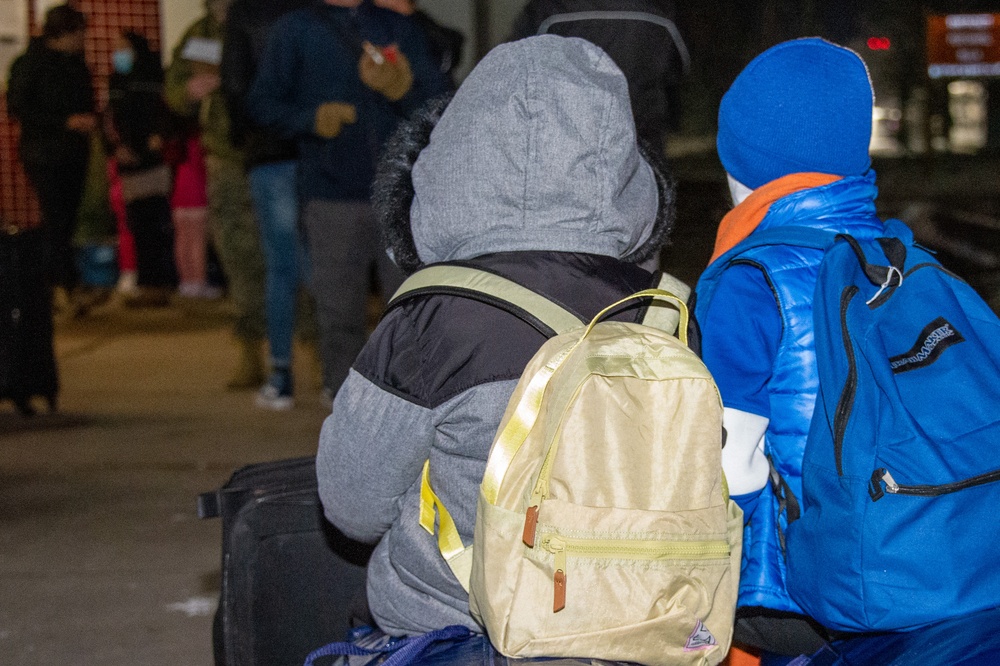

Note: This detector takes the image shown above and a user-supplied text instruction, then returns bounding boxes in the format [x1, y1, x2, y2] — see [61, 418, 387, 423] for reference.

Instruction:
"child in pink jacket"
[170, 133, 218, 298]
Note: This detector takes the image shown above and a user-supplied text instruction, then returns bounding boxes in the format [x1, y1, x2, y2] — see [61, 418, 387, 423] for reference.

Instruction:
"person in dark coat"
[6, 4, 95, 306]
[221, 0, 315, 167]
[107, 30, 178, 303]
[508, 0, 687, 153]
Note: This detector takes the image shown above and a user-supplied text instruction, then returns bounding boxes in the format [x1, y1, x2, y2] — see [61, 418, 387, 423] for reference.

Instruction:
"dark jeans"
[249, 160, 307, 367]
[23, 157, 89, 290]
[125, 196, 177, 288]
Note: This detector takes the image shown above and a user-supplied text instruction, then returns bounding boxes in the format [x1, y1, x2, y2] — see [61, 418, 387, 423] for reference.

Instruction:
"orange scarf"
[709, 173, 843, 264]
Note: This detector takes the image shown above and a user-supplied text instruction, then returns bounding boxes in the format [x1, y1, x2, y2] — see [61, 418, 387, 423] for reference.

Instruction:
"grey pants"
[302, 199, 405, 395]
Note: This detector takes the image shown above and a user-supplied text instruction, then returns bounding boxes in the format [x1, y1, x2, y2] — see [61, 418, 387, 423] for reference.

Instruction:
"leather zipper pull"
[522, 505, 539, 547]
[553, 546, 566, 612]
[553, 569, 566, 613]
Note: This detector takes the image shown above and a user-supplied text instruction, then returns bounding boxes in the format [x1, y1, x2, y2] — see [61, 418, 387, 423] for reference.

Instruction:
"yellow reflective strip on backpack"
[480, 346, 574, 506]
[419, 460, 437, 534]
[482, 289, 691, 506]
[419, 460, 472, 591]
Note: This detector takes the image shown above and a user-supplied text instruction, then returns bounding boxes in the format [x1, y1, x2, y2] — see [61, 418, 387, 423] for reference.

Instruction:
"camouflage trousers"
[205, 155, 266, 342]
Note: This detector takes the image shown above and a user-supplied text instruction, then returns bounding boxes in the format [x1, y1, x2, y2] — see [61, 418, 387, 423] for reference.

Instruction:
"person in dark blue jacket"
[694, 38, 884, 657]
[247, 0, 449, 402]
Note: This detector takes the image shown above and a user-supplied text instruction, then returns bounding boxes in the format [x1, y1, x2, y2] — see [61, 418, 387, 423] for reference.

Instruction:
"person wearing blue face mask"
[107, 31, 178, 305]
[112, 47, 135, 74]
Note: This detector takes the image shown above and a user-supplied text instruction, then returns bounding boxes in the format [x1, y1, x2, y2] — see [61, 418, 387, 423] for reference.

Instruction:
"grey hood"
[374, 35, 672, 272]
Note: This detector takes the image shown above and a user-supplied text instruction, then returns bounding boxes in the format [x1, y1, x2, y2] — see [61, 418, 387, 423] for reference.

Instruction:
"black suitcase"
[0, 225, 58, 415]
[199, 456, 374, 666]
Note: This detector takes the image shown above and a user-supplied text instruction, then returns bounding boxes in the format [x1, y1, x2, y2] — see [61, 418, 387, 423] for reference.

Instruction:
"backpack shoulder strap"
[393, 264, 584, 594]
[420, 460, 474, 592]
[388, 264, 585, 336]
[641, 271, 690, 335]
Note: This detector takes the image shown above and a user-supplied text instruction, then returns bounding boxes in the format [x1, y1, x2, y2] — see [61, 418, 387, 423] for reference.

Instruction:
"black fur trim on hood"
[373, 93, 453, 275]
[623, 139, 676, 265]
[372, 95, 675, 274]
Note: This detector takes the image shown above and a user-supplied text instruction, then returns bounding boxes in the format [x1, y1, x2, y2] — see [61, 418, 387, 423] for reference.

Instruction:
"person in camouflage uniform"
[165, 0, 268, 390]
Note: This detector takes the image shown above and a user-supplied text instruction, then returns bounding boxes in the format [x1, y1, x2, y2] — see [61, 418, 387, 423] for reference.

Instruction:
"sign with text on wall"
[927, 14, 1000, 78]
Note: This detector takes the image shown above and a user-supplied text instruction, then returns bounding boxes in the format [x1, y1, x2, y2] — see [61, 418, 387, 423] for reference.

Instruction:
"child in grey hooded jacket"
[317, 35, 678, 637]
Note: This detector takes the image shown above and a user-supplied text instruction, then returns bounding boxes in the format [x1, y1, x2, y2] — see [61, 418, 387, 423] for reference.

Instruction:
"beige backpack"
[398, 268, 742, 666]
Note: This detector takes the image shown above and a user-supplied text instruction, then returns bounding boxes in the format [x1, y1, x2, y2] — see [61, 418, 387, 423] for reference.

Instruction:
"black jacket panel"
[354, 251, 659, 409]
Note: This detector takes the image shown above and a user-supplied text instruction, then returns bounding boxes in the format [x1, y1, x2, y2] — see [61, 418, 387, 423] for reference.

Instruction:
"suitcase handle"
[197, 491, 220, 519]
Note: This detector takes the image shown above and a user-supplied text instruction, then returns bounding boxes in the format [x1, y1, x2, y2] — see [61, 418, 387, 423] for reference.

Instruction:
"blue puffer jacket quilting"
[695, 173, 884, 613]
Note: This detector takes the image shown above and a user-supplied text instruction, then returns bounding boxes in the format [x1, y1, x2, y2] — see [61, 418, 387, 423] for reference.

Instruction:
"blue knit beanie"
[717, 38, 874, 190]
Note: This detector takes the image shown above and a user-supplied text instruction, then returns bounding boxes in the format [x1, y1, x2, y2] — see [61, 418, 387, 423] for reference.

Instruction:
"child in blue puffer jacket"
[694, 38, 885, 657]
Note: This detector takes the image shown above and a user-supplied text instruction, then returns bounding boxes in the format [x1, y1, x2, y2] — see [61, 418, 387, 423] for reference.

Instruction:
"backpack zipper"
[538, 534, 731, 613]
[521, 476, 550, 548]
[833, 285, 860, 476]
[868, 467, 1000, 502]
[521, 413, 570, 548]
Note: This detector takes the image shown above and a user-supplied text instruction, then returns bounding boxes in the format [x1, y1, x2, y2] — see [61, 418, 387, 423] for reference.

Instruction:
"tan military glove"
[314, 102, 357, 139]
[358, 42, 413, 102]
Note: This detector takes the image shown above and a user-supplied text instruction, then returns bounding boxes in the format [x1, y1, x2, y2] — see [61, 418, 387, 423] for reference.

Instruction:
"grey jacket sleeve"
[317, 369, 434, 543]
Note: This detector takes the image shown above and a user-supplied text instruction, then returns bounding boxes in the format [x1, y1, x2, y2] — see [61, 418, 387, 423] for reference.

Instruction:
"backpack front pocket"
[537, 532, 731, 613]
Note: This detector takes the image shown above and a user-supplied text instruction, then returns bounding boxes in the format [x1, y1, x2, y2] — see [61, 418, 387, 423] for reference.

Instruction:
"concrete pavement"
[0, 297, 332, 665]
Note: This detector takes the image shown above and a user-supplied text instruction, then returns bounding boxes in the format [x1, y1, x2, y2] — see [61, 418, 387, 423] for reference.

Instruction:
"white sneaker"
[196, 284, 224, 300]
[178, 282, 224, 300]
[255, 383, 294, 411]
[255, 369, 294, 411]
[116, 270, 138, 295]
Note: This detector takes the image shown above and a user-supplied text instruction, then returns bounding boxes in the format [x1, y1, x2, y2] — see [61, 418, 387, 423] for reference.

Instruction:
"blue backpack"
[782, 219, 1000, 632]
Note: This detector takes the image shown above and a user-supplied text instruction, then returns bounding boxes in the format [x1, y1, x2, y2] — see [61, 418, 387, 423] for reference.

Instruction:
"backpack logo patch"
[684, 620, 718, 652]
[889, 317, 965, 374]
